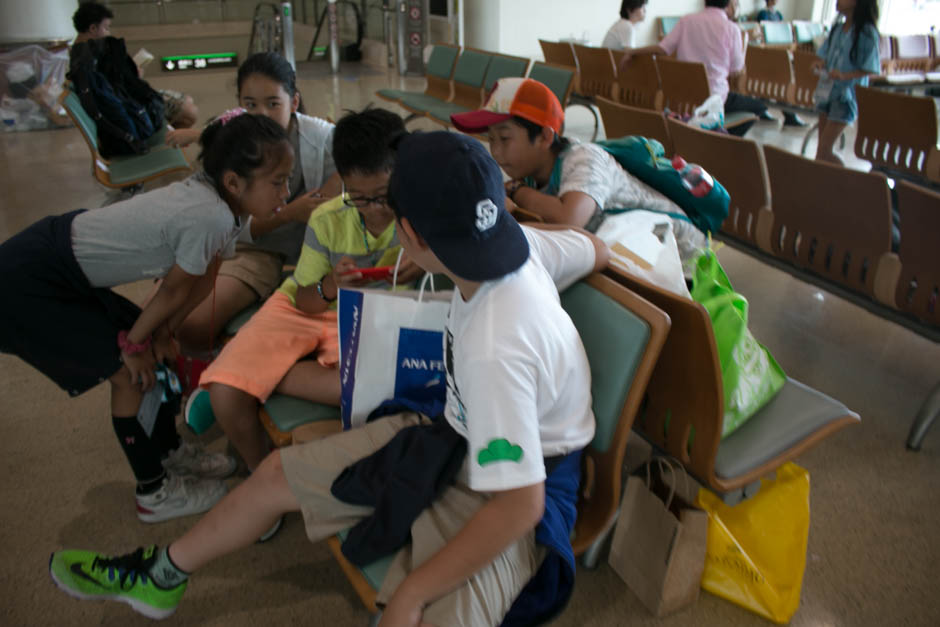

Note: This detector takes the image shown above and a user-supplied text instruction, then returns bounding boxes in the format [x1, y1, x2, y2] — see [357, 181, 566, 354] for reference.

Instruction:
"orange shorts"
[199, 290, 338, 402]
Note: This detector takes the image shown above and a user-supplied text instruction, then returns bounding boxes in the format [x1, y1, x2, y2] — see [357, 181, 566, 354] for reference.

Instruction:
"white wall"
[0, 0, 78, 43]
[462, 0, 820, 57]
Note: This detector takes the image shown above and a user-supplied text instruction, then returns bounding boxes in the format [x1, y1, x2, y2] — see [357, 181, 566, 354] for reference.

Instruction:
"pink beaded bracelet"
[118, 330, 152, 355]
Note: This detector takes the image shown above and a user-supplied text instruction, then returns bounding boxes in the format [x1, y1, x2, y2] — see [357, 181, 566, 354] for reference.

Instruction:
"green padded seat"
[762, 21, 794, 45]
[106, 148, 190, 185]
[426, 101, 472, 124]
[263, 394, 341, 433]
[63, 90, 189, 186]
[527, 64, 574, 107]
[715, 378, 858, 480]
[398, 92, 454, 113]
[376, 44, 460, 105]
[336, 528, 395, 589]
[661, 16, 680, 36]
[561, 282, 649, 454]
[65, 91, 99, 151]
[223, 302, 262, 336]
[483, 56, 529, 92]
[451, 49, 491, 90]
[400, 49, 491, 116]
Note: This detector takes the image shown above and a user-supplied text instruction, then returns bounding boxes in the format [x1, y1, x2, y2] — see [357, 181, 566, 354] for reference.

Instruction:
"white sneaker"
[162, 441, 237, 479]
[136, 473, 227, 523]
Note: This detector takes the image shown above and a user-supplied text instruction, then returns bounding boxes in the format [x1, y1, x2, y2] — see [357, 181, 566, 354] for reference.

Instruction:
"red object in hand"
[342, 266, 393, 280]
[176, 354, 212, 397]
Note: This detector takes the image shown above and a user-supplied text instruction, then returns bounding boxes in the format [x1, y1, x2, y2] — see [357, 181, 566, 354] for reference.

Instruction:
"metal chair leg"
[906, 382, 940, 451]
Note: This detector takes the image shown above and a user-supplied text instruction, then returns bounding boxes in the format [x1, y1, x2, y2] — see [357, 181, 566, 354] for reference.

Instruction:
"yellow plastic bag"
[696, 463, 810, 624]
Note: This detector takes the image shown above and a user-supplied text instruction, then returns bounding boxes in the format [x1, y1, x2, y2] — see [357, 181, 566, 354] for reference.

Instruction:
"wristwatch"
[316, 279, 336, 303]
[505, 179, 525, 201]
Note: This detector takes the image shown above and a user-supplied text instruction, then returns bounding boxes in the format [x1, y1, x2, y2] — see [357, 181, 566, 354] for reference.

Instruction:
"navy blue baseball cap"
[388, 131, 529, 282]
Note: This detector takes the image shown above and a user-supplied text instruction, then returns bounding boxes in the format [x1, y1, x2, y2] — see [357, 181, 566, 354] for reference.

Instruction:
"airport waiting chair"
[324, 272, 671, 617]
[604, 267, 860, 502]
[595, 96, 672, 154]
[420, 48, 492, 126]
[666, 118, 770, 247]
[654, 57, 757, 133]
[375, 43, 459, 117]
[60, 89, 190, 189]
[758, 144, 896, 301]
[854, 86, 940, 185]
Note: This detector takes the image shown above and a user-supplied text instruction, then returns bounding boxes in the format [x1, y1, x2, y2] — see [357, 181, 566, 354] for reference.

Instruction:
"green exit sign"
[161, 52, 238, 72]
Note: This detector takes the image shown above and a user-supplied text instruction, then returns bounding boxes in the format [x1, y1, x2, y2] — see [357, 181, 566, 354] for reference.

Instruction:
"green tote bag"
[691, 249, 786, 438]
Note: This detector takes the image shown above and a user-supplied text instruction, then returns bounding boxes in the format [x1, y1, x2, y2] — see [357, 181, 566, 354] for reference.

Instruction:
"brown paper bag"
[607, 458, 708, 617]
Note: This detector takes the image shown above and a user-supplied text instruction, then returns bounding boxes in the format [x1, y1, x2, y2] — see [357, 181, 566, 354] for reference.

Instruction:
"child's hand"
[152, 326, 179, 366]
[123, 349, 157, 391]
[333, 256, 371, 285]
[387, 255, 424, 285]
[281, 191, 326, 223]
[828, 69, 845, 81]
[810, 58, 825, 72]
[166, 128, 199, 148]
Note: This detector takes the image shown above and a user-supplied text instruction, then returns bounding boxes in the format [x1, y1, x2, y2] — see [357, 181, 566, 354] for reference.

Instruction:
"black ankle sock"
[112, 416, 166, 488]
[151, 402, 182, 458]
[136, 474, 167, 495]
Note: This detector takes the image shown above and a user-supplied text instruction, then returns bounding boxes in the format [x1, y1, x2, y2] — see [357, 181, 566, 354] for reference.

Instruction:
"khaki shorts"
[280, 413, 544, 627]
[218, 244, 284, 299]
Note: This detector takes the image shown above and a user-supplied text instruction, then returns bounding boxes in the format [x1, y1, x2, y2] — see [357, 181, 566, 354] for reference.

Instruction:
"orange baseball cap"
[451, 77, 564, 135]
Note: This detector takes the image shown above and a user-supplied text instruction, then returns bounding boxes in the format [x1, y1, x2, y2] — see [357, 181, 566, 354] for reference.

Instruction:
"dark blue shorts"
[0, 210, 141, 396]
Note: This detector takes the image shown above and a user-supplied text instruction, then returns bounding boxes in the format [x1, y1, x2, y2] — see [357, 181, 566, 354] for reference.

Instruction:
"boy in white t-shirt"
[49, 132, 607, 626]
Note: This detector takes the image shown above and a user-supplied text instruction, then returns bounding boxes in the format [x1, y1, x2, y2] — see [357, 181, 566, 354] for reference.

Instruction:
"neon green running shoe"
[49, 545, 186, 619]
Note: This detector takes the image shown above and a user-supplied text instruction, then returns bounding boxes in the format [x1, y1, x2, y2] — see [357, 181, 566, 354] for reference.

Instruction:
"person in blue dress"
[757, 0, 783, 22]
[812, 0, 880, 164]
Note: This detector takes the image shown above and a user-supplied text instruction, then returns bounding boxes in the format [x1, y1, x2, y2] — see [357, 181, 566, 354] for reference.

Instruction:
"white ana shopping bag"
[597, 210, 692, 298]
[337, 277, 452, 429]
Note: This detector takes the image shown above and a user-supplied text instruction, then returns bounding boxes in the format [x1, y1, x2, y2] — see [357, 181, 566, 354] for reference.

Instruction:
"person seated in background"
[757, 0, 784, 22]
[71, 2, 198, 129]
[602, 0, 649, 50]
[185, 108, 420, 489]
[621, 0, 806, 130]
[450, 77, 706, 263]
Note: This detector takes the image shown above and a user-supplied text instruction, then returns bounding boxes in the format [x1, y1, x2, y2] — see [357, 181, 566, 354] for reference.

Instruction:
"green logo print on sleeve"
[477, 438, 524, 466]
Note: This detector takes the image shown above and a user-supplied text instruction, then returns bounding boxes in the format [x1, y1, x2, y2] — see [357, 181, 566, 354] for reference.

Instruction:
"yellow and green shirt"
[278, 195, 402, 307]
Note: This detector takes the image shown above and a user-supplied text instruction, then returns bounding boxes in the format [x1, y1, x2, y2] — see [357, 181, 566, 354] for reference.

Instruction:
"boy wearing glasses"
[185, 107, 415, 479]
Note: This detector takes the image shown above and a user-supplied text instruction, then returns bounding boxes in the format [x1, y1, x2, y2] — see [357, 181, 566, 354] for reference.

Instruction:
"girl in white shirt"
[601, 0, 649, 50]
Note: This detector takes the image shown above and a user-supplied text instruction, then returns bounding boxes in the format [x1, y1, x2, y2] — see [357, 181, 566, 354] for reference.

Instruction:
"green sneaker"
[49, 546, 186, 619]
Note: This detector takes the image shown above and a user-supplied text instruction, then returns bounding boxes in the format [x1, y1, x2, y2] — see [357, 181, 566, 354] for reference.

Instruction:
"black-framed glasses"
[342, 184, 388, 209]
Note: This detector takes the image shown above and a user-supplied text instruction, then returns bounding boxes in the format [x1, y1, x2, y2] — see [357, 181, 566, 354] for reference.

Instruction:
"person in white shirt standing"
[602, 0, 649, 50]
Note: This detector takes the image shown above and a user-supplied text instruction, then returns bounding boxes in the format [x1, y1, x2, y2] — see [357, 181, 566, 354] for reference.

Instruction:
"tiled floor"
[1, 58, 938, 627]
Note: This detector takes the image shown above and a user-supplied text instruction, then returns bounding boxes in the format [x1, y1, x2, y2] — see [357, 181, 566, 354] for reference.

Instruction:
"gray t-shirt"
[71, 173, 242, 287]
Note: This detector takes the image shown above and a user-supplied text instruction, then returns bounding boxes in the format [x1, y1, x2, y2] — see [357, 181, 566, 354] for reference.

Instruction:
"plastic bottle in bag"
[671, 155, 714, 198]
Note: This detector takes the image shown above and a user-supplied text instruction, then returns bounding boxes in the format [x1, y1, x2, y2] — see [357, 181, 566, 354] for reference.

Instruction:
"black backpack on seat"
[68, 37, 165, 158]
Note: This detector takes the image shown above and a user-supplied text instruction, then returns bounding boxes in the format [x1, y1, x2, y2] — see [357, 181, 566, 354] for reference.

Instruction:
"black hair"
[512, 116, 571, 157]
[198, 113, 291, 197]
[237, 52, 306, 114]
[845, 0, 880, 65]
[704, 0, 731, 8]
[620, 0, 648, 19]
[332, 107, 406, 176]
[72, 2, 114, 33]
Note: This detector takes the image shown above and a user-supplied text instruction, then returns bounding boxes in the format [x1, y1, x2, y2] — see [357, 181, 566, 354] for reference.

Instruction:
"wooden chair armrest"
[873, 251, 902, 307]
[926, 147, 940, 184]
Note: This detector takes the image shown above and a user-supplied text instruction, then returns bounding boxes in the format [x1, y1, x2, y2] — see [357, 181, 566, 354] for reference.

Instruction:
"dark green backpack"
[545, 136, 730, 235]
